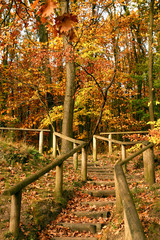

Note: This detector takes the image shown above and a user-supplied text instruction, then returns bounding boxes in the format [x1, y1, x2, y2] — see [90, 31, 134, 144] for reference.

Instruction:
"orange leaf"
[60, 18, 74, 32]
[41, 0, 57, 17]
[55, 13, 78, 33]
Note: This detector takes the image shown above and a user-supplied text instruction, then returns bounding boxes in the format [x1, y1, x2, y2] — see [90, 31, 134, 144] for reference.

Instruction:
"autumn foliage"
[0, 0, 160, 143]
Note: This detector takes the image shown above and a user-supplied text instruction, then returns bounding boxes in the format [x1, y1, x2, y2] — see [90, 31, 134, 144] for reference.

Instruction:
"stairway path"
[40, 158, 116, 240]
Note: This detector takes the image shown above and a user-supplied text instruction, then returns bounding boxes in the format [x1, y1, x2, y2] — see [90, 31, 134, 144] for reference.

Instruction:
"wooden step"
[84, 189, 115, 197]
[90, 175, 114, 180]
[52, 237, 97, 240]
[89, 173, 113, 176]
[74, 210, 111, 219]
[88, 169, 113, 173]
[88, 165, 114, 169]
[58, 222, 104, 233]
[87, 180, 115, 186]
[82, 201, 115, 207]
[87, 166, 113, 170]
[67, 160, 96, 165]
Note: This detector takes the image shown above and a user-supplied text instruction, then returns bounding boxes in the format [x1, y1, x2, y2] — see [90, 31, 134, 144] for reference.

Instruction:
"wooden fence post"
[143, 144, 155, 186]
[81, 147, 87, 182]
[53, 133, 57, 158]
[121, 144, 126, 160]
[9, 191, 22, 237]
[121, 144, 127, 172]
[73, 143, 78, 170]
[109, 134, 112, 154]
[55, 164, 63, 198]
[93, 136, 97, 161]
[39, 130, 43, 154]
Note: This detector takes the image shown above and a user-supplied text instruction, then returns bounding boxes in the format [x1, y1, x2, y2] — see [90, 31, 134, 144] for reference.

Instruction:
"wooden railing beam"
[114, 168, 122, 213]
[3, 131, 87, 238]
[0, 127, 50, 132]
[53, 131, 84, 144]
[3, 142, 87, 196]
[120, 142, 154, 166]
[115, 142, 154, 240]
[100, 131, 149, 135]
[115, 164, 145, 240]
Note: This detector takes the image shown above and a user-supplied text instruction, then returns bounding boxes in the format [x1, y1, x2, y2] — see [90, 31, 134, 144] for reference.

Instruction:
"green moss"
[32, 199, 61, 228]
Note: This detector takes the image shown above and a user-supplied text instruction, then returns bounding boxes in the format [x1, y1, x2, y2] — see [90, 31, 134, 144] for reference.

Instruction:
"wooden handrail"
[115, 164, 145, 240]
[54, 132, 85, 144]
[119, 142, 154, 165]
[0, 127, 50, 132]
[100, 131, 149, 135]
[94, 135, 142, 145]
[0, 128, 83, 154]
[3, 131, 88, 237]
[0, 127, 50, 154]
[93, 134, 144, 161]
[114, 142, 154, 240]
[3, 142, 87, 196]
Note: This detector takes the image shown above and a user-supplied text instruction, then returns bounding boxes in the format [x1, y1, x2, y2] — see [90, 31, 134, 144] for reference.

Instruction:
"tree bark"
[60, 0, 76, 153]
[148, 0, 155, 128]
[55, 0, 76, 197]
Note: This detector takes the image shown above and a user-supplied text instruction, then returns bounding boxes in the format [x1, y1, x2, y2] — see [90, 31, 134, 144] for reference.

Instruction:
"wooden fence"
[2, 129, 155, 239]
[114, 142, 155, 240]
[93, 131, 149, 161]
[0, 127, 50, 154]
[52, 132, 87, 197]
[2, 133, 88, 237]
[93, 132, 155, 239]
[99, 131, 149, 154]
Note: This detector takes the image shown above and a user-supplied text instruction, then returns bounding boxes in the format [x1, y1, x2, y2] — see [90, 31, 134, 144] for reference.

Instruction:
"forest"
[0, 0, 160, 145]
[0, 1, 160, 239]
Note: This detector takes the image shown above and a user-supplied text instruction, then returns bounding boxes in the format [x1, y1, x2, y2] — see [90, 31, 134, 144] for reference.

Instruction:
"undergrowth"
[0, 137, 83, 240]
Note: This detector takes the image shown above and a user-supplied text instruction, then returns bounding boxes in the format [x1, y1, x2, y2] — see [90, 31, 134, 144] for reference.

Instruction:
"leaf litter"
[0, 147, 160, 240]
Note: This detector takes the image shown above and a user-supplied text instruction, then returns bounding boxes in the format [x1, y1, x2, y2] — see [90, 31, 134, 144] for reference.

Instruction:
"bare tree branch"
[76, 63, 104, 97]
[88, 67, 117, 144]
[0, 0, 14, 27]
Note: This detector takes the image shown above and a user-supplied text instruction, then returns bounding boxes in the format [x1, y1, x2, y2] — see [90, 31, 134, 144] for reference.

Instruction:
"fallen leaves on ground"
[0, 150, 160, 240]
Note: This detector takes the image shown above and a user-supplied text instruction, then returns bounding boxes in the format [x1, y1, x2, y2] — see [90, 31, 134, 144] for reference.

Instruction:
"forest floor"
[0, 139, 160, 240]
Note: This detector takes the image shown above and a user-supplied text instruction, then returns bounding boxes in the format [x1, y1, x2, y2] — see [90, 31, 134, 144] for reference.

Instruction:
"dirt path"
[38, 158, 117, 240]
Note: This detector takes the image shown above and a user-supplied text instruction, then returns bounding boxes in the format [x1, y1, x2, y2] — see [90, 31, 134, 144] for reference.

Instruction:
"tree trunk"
[55, 0, 76, 198]
[38, 16, 54, 149]
[60, 0, 76, 153]
[148, 0, 155, 129]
